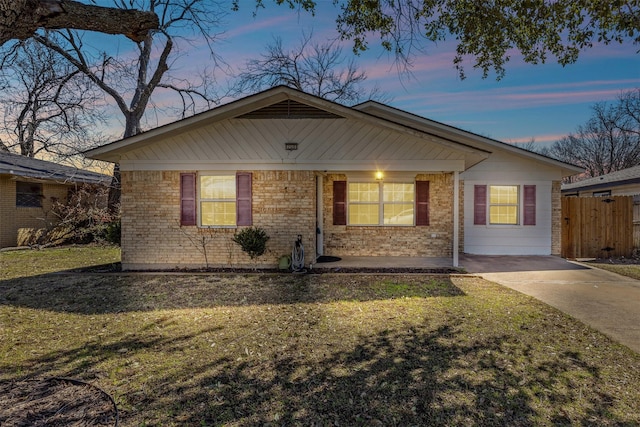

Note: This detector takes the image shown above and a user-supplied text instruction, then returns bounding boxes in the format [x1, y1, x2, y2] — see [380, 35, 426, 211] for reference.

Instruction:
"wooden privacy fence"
[561, 196, 633, 259]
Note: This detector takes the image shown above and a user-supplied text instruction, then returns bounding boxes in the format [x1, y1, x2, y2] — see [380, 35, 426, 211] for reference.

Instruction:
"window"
[348, 182, 380, 225]
[180, 172, 252, 227]
[383, 183, 415, 225]
[489, 185, 519, 225]
[200, 175, 236, 226]
[347, 182, 415, 226]
[474, 184, 536, 226]
[16, 181, 43, 207]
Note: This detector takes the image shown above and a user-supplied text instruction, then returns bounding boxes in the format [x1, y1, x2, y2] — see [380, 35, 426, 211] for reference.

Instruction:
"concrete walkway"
[460, 255, 640, 354]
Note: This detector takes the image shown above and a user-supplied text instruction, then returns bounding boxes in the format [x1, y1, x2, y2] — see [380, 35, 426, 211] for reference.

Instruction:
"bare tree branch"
[0, 0, 159, 45]
[0, 39, 107, 159]
[234, 32, 388, 105]
[547, 88, 640, 178]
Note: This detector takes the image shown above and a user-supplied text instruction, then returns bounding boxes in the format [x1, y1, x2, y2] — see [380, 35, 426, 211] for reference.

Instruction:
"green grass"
[588, 262, 640, 281]
[0, 245, 120, 280]
[1, 247, 639, 426]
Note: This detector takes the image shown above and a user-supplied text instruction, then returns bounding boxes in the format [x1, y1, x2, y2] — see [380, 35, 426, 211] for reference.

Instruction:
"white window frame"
[488, 184, 520, 226]
[347, 180, 415, 226]
[198, 173, 237, 228]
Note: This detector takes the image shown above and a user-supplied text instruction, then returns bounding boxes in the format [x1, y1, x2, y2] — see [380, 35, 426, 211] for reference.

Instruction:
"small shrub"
[103, 220, 121, 245]
[232, 227, 270, 260]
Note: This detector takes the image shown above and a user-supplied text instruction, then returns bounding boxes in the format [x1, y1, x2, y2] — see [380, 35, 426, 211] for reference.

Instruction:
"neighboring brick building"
[0, 152, 110, 248]
[86, 86, 582, 270]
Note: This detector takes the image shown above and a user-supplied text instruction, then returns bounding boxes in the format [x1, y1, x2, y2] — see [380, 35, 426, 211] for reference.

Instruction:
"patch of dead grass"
[587, 263, 640, 281]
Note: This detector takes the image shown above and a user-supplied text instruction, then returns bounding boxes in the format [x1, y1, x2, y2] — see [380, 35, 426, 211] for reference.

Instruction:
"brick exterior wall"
[120, 170, 316, 270]
[551, 180, 561, 255]
[0, 176, 69, 247]
[121, 170, 460, 269]
[322, 173, 455, 257]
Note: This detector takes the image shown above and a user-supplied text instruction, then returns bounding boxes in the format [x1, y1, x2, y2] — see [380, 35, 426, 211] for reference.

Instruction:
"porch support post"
[453, 170, 460, 267]
[315, 173, 324, 258]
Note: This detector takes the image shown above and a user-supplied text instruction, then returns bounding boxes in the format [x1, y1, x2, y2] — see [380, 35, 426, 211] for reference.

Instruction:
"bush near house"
[18, 185, 120, 247]
[232, 226, 270, 260]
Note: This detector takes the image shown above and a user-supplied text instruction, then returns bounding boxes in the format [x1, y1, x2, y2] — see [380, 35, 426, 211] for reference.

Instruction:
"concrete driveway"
[460, 255, 640, 354]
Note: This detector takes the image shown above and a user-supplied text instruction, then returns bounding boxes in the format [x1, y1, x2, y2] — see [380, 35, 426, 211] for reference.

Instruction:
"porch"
[312, 256, 456, 271]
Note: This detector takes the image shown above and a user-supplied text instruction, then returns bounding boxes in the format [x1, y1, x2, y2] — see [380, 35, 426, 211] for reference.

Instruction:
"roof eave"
[355, 101, 584, 177]
[85, 86, 492, 165]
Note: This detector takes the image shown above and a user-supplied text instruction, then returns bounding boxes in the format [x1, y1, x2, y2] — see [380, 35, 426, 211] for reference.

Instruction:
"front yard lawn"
[1, 248, 639, 426]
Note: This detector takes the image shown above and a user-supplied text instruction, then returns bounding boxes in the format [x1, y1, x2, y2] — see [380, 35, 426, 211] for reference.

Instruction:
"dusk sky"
[102, 2, 640, 148]
[213, 3, 640, 147]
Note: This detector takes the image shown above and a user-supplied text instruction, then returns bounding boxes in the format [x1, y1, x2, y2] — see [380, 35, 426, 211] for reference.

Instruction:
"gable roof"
[562, 165, 640, 193]
[0, 151, 110, 185]
[85, 86, 581, 176]
[354, 100, 583, 177]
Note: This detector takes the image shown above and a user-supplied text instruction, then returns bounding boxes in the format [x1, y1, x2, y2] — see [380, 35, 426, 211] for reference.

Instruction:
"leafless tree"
[0, 0, 158, 45]
[547, 88, 640, 178]
[234, 33, 387, 105]
[20, 0, 228, 209]
[511, 138, 540, 153]
[0, 39, 108, 159]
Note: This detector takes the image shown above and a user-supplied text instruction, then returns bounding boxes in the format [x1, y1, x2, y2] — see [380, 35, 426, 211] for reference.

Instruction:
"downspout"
[453, 171, 459, 267]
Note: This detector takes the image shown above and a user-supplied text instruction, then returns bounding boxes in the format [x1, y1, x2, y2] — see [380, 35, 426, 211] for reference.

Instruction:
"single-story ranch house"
[0, 151, 110, 248]
[86, 86, 582, 270]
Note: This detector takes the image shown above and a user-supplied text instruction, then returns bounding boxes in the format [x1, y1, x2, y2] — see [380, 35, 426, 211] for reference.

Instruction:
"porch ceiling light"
[375, 171, 384, 180]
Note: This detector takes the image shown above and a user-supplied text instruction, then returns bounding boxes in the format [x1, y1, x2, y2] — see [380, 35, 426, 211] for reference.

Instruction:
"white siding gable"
[119, 118, 471, 172]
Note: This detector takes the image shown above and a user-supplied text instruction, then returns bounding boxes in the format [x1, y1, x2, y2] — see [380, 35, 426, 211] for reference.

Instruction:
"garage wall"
[462, 151, 563, 255]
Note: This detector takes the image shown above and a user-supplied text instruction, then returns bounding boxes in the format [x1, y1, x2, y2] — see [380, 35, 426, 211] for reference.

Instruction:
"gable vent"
[238, 100, 343, 119]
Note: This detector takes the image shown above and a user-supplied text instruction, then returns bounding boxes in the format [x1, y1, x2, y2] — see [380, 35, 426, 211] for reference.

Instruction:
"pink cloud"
[225, 15, 294, 39]
[387, 80, 639, 114]
[500, 89, 625, 101]
[506, 134, 568, 144]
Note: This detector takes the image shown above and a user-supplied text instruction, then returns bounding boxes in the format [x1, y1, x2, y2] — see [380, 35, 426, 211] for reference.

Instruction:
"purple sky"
[211, 3, 639, 148]
[95, 2, 639, 148]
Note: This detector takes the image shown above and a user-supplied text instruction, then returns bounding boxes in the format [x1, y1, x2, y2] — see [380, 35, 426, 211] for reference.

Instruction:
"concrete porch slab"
[312, 256, 454, 269]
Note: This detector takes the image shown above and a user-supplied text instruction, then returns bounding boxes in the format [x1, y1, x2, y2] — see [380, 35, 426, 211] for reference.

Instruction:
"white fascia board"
[85, 89, 303, 161]
[356, 102, 583, 176]
[120, 159, 466, 172]
[87, 87, 488, 163]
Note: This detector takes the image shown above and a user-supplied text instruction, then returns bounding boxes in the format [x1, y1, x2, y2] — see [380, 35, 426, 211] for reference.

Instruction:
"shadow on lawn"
[0, 273, 465, 314]
[6, 318, 622, 426]
[158, 325, 620, 426]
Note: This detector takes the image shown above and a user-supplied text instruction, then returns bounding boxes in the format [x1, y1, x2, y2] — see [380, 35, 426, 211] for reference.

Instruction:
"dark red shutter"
[180, 173, 197, 226]
[236, 172, 252, 226]
[333, 180, 347, 225]
[523, 185, 536, 226]
[474, 185, 487, 225]
[415, 181, 430, 226]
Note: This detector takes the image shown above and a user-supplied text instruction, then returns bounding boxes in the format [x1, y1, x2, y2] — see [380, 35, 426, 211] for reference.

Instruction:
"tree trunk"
[107, 113, 140, 213]
[0, 0, 158, 45]
[108, 163, 121, 214]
